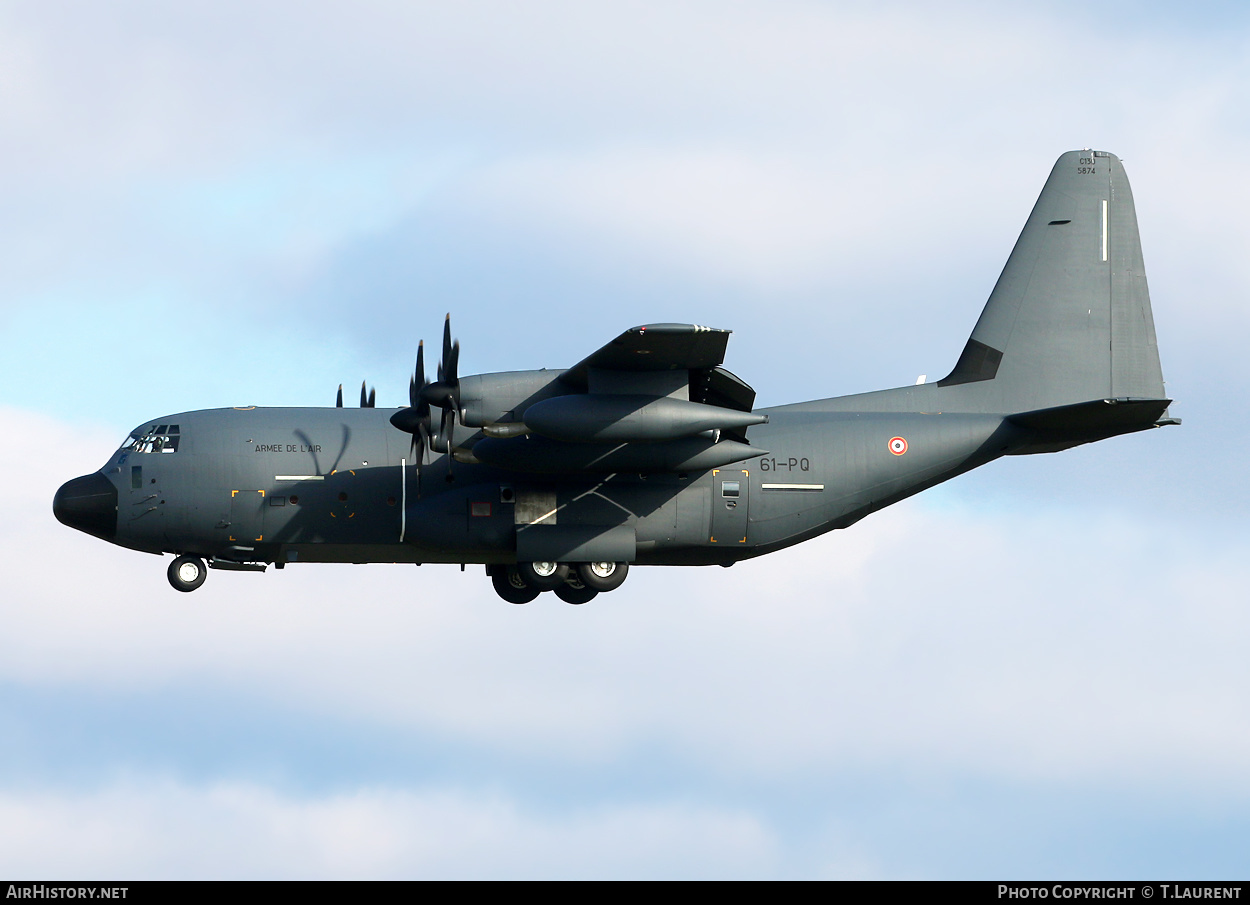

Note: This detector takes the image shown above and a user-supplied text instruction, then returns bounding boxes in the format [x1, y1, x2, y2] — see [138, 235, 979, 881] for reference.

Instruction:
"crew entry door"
[709, 468, 749, 545]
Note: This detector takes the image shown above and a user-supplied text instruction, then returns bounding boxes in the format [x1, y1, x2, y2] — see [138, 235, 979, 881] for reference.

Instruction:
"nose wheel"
[167, 555, 207, 592]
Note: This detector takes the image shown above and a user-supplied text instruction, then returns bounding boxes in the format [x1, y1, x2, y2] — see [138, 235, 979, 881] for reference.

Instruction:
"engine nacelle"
[523, 394, 767, 443]
[456, 370, 571, 428]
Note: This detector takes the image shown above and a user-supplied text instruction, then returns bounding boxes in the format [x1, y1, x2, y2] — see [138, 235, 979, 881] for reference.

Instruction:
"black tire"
[554, 576, 598, 605]
[492, 567, 540, 604]
[167, 555, 207, 593]
[516, 561, 569, 591]
[575, 561, 629, 592]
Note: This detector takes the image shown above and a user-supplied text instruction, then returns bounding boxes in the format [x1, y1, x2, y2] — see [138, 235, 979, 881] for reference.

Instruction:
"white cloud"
[0, 781, 779, 879]
[4, 0, 1250, 305]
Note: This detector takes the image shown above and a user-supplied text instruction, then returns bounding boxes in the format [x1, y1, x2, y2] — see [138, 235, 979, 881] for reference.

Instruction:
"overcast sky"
[2, 0, 1248, 878]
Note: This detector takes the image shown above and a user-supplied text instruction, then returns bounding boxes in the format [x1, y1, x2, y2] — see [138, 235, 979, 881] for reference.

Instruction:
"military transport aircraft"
[54, 150, 1177, 604]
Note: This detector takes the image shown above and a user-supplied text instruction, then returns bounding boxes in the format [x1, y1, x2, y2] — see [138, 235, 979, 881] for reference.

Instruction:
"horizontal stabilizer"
[1006, 397, 1173, 453]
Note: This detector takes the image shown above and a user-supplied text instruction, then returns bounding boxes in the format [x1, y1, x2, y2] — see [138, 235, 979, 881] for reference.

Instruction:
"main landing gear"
[489, 561, 630, 604]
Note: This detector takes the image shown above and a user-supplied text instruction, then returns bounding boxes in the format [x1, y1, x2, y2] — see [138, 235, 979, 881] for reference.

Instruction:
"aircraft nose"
[53, 472, 118, 540]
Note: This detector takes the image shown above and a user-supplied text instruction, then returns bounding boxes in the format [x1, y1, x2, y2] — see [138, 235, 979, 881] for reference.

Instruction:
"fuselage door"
[709, 468, 749, 545]
[229, 489, 266, 543]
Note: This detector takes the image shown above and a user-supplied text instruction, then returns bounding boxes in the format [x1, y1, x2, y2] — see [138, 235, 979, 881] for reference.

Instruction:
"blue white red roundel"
[888, 436, 908, 456]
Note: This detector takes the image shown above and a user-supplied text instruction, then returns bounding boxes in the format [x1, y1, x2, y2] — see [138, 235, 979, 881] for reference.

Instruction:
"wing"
[561, 324, 731, 381]
[464, 321, 768, 475]
[558, 323, 756, 413]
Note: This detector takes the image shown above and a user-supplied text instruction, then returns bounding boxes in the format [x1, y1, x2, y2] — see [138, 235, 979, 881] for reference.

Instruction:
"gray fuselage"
[91, 383, 1025, 569]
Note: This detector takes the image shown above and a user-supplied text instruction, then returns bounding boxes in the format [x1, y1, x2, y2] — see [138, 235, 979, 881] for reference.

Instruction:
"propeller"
[420, 314, 461, 456]
[336, 384, 343, 408]
[360, 381, 376, 408]
[390, 315, 463, 487]
[389, 341, 434, 491]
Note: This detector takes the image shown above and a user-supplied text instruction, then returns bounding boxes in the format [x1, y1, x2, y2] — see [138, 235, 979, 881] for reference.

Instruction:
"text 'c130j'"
[54, 150, 1178, 604]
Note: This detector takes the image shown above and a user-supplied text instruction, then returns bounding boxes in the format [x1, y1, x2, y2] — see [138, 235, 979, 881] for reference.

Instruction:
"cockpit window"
[124, 424, 180, 454]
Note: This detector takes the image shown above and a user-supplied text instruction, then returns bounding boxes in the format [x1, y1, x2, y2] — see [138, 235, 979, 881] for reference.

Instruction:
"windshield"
[123, 424, 180, 454]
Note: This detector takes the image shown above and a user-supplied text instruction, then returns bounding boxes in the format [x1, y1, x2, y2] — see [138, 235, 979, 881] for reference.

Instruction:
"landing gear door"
[709, 468, 749, 545]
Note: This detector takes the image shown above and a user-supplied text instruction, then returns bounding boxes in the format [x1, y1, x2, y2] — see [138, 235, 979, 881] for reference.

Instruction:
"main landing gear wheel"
[554, 575, 598, 605]
[516, 561, 569, 591]
[492, 566, 540, 604]
[167, 555, 207, 593]
[575, 561, 629, 593]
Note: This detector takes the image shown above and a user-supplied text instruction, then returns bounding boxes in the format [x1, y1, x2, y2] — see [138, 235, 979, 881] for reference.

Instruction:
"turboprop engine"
[522, 394, 768, 443]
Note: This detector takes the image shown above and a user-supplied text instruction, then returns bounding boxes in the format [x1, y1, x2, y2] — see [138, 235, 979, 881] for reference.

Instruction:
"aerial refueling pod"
[523, 394, 767, 443]
[471, 435, 767, 474]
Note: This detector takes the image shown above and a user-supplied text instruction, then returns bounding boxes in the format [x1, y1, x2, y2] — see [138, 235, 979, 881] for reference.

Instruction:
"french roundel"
[888, 436, 908, 456]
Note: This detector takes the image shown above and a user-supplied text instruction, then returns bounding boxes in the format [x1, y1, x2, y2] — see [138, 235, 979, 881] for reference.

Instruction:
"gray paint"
[54, 150, 1177, 589]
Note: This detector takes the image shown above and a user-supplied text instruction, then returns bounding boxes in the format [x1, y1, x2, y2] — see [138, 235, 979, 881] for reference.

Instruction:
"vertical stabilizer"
[938, 150, 1166, 413]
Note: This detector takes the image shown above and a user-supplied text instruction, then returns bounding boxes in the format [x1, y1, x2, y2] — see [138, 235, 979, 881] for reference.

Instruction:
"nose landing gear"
[167, 554, 207, 592]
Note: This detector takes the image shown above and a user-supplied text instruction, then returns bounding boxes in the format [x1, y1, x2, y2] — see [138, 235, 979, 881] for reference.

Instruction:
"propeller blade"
[411, 342, 426, 408]
[441, 314, 454, 381]
[336, 384, 343, 408]
[420, 316, 462, 413]
[445, 324, 460, 388]
[392, 336, 436, 492]
[360, 381, 369, 408]
[441, 408, 455, 482]
[440, 407, 453, 450]
[368, 387, 376, 408]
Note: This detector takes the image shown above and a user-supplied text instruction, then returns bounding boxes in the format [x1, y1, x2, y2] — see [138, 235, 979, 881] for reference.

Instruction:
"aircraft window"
[124, 426, 181, 454]
[721, 481, 741, 498]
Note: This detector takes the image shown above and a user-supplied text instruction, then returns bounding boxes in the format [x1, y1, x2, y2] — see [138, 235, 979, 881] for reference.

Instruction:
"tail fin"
[939, 150, 1167, 415]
